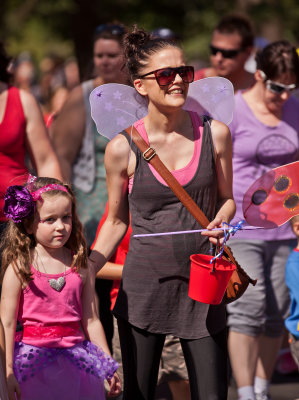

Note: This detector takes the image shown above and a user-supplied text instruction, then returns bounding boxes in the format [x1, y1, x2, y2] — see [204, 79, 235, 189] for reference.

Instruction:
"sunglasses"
[209, 44, 243, 59]
[139, 66, 194, 86]
[95, 24, 125, 36]
[265, 80, 297, 95]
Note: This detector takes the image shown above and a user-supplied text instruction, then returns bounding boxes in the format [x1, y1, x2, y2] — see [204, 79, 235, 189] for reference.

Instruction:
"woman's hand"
[106, 371, 121, 397]
[7, 372, 21, 400]
[201, 215, 227, 246]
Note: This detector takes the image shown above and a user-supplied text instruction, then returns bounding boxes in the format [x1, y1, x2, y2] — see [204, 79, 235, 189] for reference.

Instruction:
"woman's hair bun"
[123, 26, 151, 59]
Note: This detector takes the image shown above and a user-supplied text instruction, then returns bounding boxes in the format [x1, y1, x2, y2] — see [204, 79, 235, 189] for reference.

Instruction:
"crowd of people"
[0, 12, 299, 400]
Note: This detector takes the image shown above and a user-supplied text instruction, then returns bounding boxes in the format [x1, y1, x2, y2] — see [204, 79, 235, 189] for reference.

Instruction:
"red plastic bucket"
[189, 253, 236, 305]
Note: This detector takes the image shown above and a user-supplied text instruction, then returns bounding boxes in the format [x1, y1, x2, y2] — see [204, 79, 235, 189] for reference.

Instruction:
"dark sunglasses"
[139, 66, 194, 86]
[95, 24, 125, 36]
[209, 44, 243, 59]
[265, 80, 296, 95]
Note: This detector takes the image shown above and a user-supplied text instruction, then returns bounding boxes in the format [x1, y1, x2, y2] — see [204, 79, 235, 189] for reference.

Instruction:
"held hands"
[106, 371, 121, 397]
[201, 215, 228, 246]
[7, 372, 21, 400]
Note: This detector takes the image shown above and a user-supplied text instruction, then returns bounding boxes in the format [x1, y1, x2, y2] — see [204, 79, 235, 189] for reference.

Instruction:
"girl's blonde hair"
[1, 177, 87, 284]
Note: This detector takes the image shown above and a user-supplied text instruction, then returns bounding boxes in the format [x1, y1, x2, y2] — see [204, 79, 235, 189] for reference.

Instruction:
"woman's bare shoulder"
[18, 89, 39, 113]
[210, 119, 230, 138]
[209, 119, 232, 157]
[106, 132, 131, 161]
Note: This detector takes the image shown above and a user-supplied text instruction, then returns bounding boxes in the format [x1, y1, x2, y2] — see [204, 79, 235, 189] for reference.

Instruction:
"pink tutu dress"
[14, 266, 118, 400]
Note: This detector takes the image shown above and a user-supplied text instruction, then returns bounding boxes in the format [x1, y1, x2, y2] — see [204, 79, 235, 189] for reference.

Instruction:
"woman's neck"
[145, 103, 189, 135]
[242, 83, 283, 121]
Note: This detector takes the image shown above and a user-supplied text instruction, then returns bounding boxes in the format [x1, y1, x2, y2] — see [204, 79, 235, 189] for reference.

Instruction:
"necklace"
[35, 250, 67, 292]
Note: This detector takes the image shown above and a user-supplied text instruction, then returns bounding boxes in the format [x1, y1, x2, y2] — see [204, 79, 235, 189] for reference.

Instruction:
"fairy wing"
[90, 77, 235, 140]
[183, 77, 234, 126]
[242, 161, 299, 228]
[90, 83, 148, 140]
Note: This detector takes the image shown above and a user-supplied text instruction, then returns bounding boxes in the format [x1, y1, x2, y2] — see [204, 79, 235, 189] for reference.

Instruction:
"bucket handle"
[211, 238, 220, 274]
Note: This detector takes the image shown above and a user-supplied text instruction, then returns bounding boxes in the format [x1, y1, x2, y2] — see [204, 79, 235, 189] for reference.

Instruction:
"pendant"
[49, 276, 65, 291]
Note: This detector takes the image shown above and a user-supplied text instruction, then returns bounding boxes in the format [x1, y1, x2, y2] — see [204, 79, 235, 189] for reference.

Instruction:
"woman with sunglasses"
[226, 40, 299, 400]
[90, 26, 235, 399]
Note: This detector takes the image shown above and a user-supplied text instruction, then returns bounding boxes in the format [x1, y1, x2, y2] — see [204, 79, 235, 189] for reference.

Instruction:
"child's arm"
[81, 266, 112, 354]
[96, 261, 123, 280]
[81, 267, 121, 396]
[0, 316, 5, 377]
[1, 264, 22, 400]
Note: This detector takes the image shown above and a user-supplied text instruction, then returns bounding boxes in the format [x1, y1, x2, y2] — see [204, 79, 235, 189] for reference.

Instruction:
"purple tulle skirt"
[14, 340, 118, 400]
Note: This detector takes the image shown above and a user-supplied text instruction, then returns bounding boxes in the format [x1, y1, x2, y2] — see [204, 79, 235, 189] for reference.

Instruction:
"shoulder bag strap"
[125, 125, 210, 228]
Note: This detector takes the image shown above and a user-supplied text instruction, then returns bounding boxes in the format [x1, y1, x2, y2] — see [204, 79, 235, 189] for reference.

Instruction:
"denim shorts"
[227, 239, 295, 337]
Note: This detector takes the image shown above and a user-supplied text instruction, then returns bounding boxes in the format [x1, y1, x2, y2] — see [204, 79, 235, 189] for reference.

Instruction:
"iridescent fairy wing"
[243, 161, 299, 228]
[183, 77, 234, 126]
[90, 77, 235, 140]
[90, 83, 148, 140]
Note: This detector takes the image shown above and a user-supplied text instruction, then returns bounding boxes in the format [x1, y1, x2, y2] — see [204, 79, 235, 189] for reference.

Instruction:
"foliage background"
[1, 0, 298, 78]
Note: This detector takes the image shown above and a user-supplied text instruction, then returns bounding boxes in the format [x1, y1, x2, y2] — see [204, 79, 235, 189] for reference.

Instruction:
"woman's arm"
[49, 85, 86, 182]
[20, 90, 63, 181]
[0, 264, 22, 400]
[89, 134, 131, 273]
[96, 262, 123, 280]
[202, 120, 236, 244]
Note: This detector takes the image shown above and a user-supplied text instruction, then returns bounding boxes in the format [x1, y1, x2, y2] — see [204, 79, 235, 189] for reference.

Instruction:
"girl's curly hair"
[1, 177, 87, 284]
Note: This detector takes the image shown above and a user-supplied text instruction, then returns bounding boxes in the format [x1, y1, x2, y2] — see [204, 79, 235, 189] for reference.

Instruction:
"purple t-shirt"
[230, 91, 299, 241]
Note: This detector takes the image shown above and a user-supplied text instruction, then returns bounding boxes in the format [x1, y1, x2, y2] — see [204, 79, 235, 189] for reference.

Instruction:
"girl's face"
[30, 194, 72, 250]
[93, 38, 125, 83]
[262, 72, 297, 114]
[134, 47, 189, 111]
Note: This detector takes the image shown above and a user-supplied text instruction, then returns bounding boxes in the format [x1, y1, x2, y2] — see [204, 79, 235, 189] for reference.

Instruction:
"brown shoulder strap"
[125, 125, 210, 228]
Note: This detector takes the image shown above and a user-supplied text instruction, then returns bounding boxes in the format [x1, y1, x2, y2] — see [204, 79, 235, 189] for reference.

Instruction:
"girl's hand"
[201, 215, 227, 246]
[106, 371, 121, 397]
[7, 372, 21, 400]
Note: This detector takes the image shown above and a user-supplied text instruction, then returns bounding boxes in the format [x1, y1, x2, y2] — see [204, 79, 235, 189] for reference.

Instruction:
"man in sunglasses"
[195, 13, 255, 92]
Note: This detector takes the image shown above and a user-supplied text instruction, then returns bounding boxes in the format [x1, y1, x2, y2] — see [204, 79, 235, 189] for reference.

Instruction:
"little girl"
[0, 176, 120, 400]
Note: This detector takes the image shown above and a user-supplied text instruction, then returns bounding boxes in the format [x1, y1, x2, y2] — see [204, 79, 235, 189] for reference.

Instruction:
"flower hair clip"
[4, 186, 35, 223]
[4, 176, 69, 223]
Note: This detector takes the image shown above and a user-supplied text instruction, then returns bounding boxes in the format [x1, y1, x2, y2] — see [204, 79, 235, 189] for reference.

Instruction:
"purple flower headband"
[4, 175, 69, 223]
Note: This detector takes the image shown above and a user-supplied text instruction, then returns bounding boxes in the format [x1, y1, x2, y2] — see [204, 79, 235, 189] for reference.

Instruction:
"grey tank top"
[113, 116, 226, 339]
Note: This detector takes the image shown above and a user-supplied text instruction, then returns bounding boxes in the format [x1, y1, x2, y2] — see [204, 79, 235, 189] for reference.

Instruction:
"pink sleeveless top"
[18, 266, 85, 348]
[129, 111, 203, 192]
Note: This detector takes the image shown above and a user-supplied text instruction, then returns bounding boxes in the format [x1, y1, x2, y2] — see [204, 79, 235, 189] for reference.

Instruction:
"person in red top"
[194, 13, 255, 92]
[0, 41, 62, 229]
